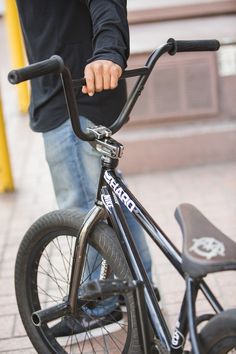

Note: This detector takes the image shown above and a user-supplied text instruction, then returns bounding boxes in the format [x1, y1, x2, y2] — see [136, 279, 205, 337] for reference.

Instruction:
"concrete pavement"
[0, 101, 236, 352]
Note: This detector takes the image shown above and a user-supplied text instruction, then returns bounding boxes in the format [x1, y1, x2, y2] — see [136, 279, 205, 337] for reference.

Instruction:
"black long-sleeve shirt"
[16, 0, 129, 132]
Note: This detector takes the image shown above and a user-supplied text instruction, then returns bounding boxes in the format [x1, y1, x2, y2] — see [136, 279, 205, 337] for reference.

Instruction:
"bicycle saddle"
[175, 203, 236, 278]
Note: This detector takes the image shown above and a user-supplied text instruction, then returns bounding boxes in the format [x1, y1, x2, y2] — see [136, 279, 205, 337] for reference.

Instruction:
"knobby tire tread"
[15, 208, 142, 354]
[199, 308, 236, 354]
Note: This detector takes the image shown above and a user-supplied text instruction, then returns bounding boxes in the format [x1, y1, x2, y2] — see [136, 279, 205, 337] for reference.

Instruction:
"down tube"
[101, 186, 172, 350]
[108, 171, 223, 313]
[108, 171, 183, 272]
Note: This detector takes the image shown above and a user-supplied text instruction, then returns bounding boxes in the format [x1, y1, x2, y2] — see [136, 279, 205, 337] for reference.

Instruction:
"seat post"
[186, 276, 201, 354]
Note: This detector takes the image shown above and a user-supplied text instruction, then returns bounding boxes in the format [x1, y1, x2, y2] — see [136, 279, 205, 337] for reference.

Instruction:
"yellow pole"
[5, 0, 29, 113]
[0, 93, 14, 192]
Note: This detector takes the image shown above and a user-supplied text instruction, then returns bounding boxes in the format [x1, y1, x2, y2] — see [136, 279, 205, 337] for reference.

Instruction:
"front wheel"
[15, 209, 142, 354]
[199, 308, 236, 354]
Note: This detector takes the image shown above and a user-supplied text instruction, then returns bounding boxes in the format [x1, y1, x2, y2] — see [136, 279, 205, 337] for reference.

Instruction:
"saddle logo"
[189, 237, 225, 260]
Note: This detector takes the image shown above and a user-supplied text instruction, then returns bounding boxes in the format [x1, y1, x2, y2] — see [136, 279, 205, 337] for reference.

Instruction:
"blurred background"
[1, 0, 236, 177]
[0, 1, 236, 352]
[122, 0, 236, 173]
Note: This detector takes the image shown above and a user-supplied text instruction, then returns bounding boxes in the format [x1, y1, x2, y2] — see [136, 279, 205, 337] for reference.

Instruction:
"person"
[15, 0, 159, 336]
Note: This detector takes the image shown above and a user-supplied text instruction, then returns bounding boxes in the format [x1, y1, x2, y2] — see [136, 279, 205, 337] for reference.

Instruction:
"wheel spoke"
[16, 214, 133, 353]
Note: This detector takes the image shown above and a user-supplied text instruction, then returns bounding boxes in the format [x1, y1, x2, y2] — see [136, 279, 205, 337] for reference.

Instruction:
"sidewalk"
[1, 20, 236, 354]
[1, 106, 236, 353]
[0, 117, 236, 353]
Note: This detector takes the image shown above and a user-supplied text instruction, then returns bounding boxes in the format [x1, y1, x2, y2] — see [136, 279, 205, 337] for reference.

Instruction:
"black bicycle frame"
[9, 37, 222, 352]
[93, 162, 224, 352]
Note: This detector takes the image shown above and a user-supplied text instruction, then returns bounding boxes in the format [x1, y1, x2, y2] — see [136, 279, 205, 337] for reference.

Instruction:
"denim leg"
[42, 117, 152, 313]
[42, 118, 101, 212]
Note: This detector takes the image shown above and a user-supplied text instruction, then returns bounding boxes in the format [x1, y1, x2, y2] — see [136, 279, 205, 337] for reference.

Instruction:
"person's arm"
[82, 0, 129, 96]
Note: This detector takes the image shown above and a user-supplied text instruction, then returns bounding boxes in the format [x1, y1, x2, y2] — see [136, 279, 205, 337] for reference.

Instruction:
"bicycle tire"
[15, 209, 142, 354]
[199, 308, 236, 354]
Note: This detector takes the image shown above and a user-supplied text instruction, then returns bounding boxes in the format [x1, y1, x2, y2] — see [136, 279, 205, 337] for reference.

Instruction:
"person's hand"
[82, 60, 122, 96]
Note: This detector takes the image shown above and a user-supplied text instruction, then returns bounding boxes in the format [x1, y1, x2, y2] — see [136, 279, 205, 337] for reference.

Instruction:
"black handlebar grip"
[8, 55, 65, 84]
[167, 38, 220, 55]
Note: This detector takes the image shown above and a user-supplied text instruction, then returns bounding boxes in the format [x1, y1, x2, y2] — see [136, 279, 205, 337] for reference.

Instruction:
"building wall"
[118, 1, 236, 174]
[0, 0, 4, 15]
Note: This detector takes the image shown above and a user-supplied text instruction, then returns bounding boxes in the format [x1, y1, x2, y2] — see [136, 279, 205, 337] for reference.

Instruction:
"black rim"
[23, 227, 131, 353]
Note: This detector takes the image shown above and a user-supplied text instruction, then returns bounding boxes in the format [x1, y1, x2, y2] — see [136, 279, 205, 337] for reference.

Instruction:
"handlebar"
[8, 38, 220, 141]
[167, 38, 220, 55]
[8, 56, 64, 85]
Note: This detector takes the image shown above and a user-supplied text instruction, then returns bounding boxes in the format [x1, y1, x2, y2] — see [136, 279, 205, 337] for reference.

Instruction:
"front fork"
[31, 205, 106, 326]
[68, 205, 106, 313]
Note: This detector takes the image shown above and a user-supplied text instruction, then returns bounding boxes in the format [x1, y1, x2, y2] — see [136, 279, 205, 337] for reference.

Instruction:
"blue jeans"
[42, 117, 152, 314]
